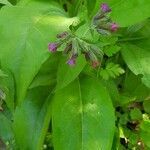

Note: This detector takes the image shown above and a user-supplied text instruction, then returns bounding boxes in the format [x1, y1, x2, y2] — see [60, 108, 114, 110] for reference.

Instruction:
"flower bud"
[64, 42, 72, 54]
[110, 23, 119, 32]
[101, 3, 111, 13]
[57, 31, 68, 39]
[48, 43, 58, 52]
[92, 61, 100, 68]
[67, 57, 76, 66]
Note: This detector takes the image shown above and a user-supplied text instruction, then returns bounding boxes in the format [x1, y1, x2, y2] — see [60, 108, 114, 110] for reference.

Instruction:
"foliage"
[0, 0, 150, 150]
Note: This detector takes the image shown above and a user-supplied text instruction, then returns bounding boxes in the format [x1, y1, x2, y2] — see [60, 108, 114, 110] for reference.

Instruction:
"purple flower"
[48, 43, 57, 52]
[101, 3, 111, 13]
[67, 58, 76, 66]
[110, 23, 118, 32]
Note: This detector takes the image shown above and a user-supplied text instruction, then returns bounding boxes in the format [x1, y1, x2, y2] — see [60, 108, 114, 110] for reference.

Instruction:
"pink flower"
[48, 43, 57, 52]
[110, 23, 119, 32]
[67, 58, 76, 66]
[101, 3, 111, 13]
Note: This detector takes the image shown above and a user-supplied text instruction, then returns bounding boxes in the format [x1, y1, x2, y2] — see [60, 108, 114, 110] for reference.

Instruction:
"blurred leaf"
[13, 86, 53, 150]
[140, 120, 150, 148]
[56, 55, 86, 91]
[104, 45, 121, 57]
[0, 2, 77, 104]
[0, 69, 7, 78]
[0, 113, 13, 143]
[123, 71, 150, 100]
[121, 43, 150, 88]
[100, 62, 125, 80]
[143, 100, 150, 114]
[0, 0, 11, 5]
[101, 80, 120, 106]
[0, 70, 15, 111]
[52, 76, 115, 150]
[111, 0, 150, 27]
[130, 108, 142, 121]
[29, 54, 60, 89]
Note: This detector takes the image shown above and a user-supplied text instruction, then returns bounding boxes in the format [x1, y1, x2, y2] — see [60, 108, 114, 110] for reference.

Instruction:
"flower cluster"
[93, 3, 118, 35]
[48, 32, 103, 67]
[48, 3, 118, 67]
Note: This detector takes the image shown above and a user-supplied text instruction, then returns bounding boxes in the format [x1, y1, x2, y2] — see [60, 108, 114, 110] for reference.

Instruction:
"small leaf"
[130, 108, 142, 121]
[104, 45, 121, 57]
[140, 120, 150, 148]
[143, 100, 150, 114]
[100, 62, 125, 80]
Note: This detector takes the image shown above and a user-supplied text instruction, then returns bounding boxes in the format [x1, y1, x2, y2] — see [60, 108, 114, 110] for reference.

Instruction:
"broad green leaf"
[123, 71, 150, 100]
[86, 0, 96, 17]
[13, 86, 53, 150]
[29, 54, 60, 89]
[121, 43, 150, 88]
[131, 19, 150, 49]
[0, 113, 13, 142]
[0, 2, 77, 104]
[111, 0, 150, 27]
[56, 55, 86, 90]
[52, 76, 115, 150]
[101, 80, 120, 106]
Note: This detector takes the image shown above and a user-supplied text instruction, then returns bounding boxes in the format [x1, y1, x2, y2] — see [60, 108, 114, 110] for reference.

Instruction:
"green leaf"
[56, 55, 86, 90]
[111, 0, 150, 27]
[123, 71, 150, 100]
[140, 120, 150, 148]
[0, 0, 11, 5]
[29, 54, 60, 89]
[101, 80, 120, 106]
[0, 2, 77, 104]
[121, 43, 150, 88]
[89, 0, 150, 27]
[143, 100, 150, 114]
[0, 113, 13, 142]
[13, 86, 53, 150]
[104, 45, 121, 57]
[0, 69, 7, 78]
[100, 62, 125, 80]
[86, 0, 96, 17]
[130, 108, 142, 121]
[0, 70, 15, 111]
[52, 76, 115, 150]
